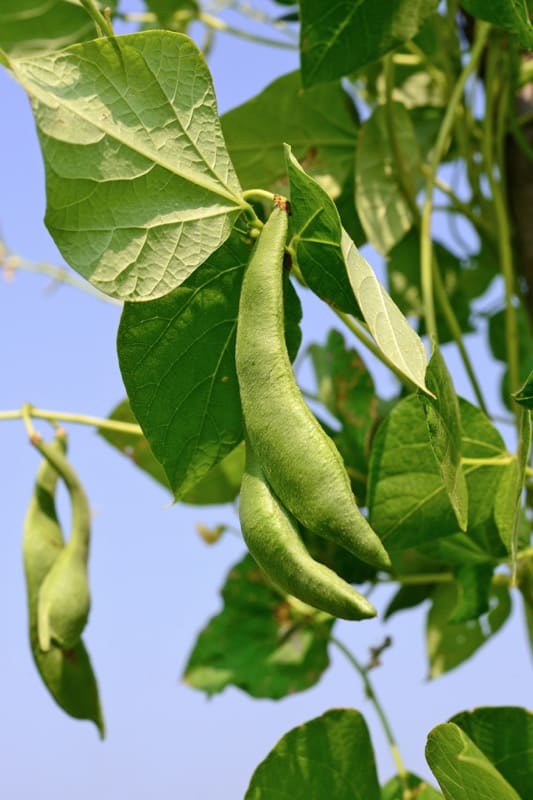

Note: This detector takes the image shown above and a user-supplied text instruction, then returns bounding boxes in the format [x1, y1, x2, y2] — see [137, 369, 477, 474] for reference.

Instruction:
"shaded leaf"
[368, 396, 507, 553]
[461, 0, 533, 49]
[335, 165, 366, 247]
[299, 0, 439, 87]
[450, 706, 533, 799]
[384, 583, 435, 620]
[245, 709, 381, 800]
[517, 555, 533, 658]
[488, 306, 533, 409]
[450, 564, 493, 623]
[0, 0, 116, 57]
[495, 409, 531, 565]
[222, 70, 359, 194]
[308, 329, 378, 500]
[145, 0, 199, 30]
[426, 582, 511, 678]
[342, 230, 429, 394]
[117, 227, 250, 499]
[183, 555, 333, 699]
[426, 722, 521, 799]
[422, 346, 468, 531]
[381, 772, 443, 799]
[23, 438, 104, 736]
[12, 31, 244, 300]
[355, 103, 422, 254]
[285, 146, 360, 316]
[99, 399, 169, 490]
[180, 443, 244, 505]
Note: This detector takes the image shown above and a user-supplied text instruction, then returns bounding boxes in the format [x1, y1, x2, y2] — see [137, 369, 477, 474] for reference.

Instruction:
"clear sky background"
[1, 2, 531, 798]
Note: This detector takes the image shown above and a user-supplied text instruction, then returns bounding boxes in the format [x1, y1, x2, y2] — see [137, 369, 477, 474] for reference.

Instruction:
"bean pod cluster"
[235, 202, 391, 620]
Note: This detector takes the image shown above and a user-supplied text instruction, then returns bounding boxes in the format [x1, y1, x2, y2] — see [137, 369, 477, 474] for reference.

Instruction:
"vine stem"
[79, 0, 115, 37]
[242, 189, 276, 205]
[330, 636, 412, 799]
[419, 21, 491, 344]
[199, 11, 297, 49]
[0, 406, 142, 436]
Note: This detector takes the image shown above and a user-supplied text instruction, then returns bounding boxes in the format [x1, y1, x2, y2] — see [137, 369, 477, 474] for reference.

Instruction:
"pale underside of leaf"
[12, 31, 244, 300]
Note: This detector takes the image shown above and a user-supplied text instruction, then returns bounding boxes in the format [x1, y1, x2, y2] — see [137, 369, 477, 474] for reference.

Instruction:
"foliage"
[2, 0, 532, 797]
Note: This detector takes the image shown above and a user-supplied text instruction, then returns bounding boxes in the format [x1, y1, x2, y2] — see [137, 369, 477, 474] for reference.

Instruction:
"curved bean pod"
[235, 205, 391, 570]
[239, 440, 376, 620]
[35, 440, 91, 652]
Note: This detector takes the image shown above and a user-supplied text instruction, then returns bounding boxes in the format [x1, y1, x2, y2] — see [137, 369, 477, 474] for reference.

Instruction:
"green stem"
[199, 11, 297, 49]
[79, 0, 115, 37]
[484, 44, 520, 403]
[330, 636, 411, 797]
[461, 455, 512, 467]
[420, 21, 491, 343]
[431, 255, 489, 413]
[242, 189, 276, 205]
[1, 406, 142, 436]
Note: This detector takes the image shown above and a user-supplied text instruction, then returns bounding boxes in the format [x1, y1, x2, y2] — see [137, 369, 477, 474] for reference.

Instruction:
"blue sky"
[1, 3, 531, 798]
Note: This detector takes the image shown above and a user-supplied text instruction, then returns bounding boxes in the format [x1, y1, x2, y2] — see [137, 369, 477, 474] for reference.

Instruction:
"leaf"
[381, 772, 443, 799]
[222, 70, 359, 193]
[513, 368, 533, 409]
[11, 31, 244, 301]
[461, 0, 533, 49]
[0, 0, 116, 57]
[355, 103, 422, 254]
[517, 555, 533, 657]
[308, 329, 378, 500]
[449, 564, 493, 623]
[450, 706, 533, 799]
[426, 723, 521, 799]
[299, 0, 439, 87]
[180, 443, 245, 505]
[368, 396, 507, 553]
[426, 582, 511, 678]
[384, 583, 435, 620]
[23, 440, 104, 736]
[285, 146, 360, 315]
[387, 231, 477, 343]
[99, 399, 170, 489]
[421, 346, 468, 532]
[145, 0, 199, 30]
[342, 229, 430, 394]
[245, 709, 381, 800]
[494, 409, 531, 565]
[488, 307, 533, 409]
[117, 227, 250, 500]
[183, 555, 333, 699]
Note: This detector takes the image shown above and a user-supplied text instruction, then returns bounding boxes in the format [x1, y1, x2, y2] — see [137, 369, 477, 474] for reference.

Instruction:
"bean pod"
[239, 439, 376, 620]
[235, 205, 391, 571]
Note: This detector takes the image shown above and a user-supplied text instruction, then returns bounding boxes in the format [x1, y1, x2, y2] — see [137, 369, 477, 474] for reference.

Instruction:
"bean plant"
[1, 0, 533, 797]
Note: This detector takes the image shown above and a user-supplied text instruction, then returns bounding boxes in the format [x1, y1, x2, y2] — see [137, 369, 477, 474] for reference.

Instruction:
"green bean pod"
[23, 435, 104, 735]
[235, 205, 391, 570]
[35, 440, 91, 652]
[239, 440, 376, 620]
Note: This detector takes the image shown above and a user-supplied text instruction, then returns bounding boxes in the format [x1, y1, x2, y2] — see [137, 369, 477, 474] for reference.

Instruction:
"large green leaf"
[117, 227, 249, 499]
[285, 147, 360, 315]
[0, 0, 116, 57]
[245, 709, 381, 800]
[308, 329, 377, 500]
[355, 103, 421, 254]
[99, 399, 245, 504]
[381, 773, 442, 799]
[299, 0, 439, 87]
[422, 346, 468, 532]
[449, 564, 493, 623]
[450, 707, 533, 799]
[461, 0, 533, 49]
[11, 31, 245, 301]
[342, 230, 429, 394]
[183, 555, 333, 699]
[426, 723, 521, 799]
[222, 70, 359, 193]
[118, 224, 302, 500]
[368, 396, 507, 552]
[426, 582, 511, 678]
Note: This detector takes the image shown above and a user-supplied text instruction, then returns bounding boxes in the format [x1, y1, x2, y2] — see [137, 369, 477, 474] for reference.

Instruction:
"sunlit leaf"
[245, 709, 381, 800]
[12, 31, 244, 300]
